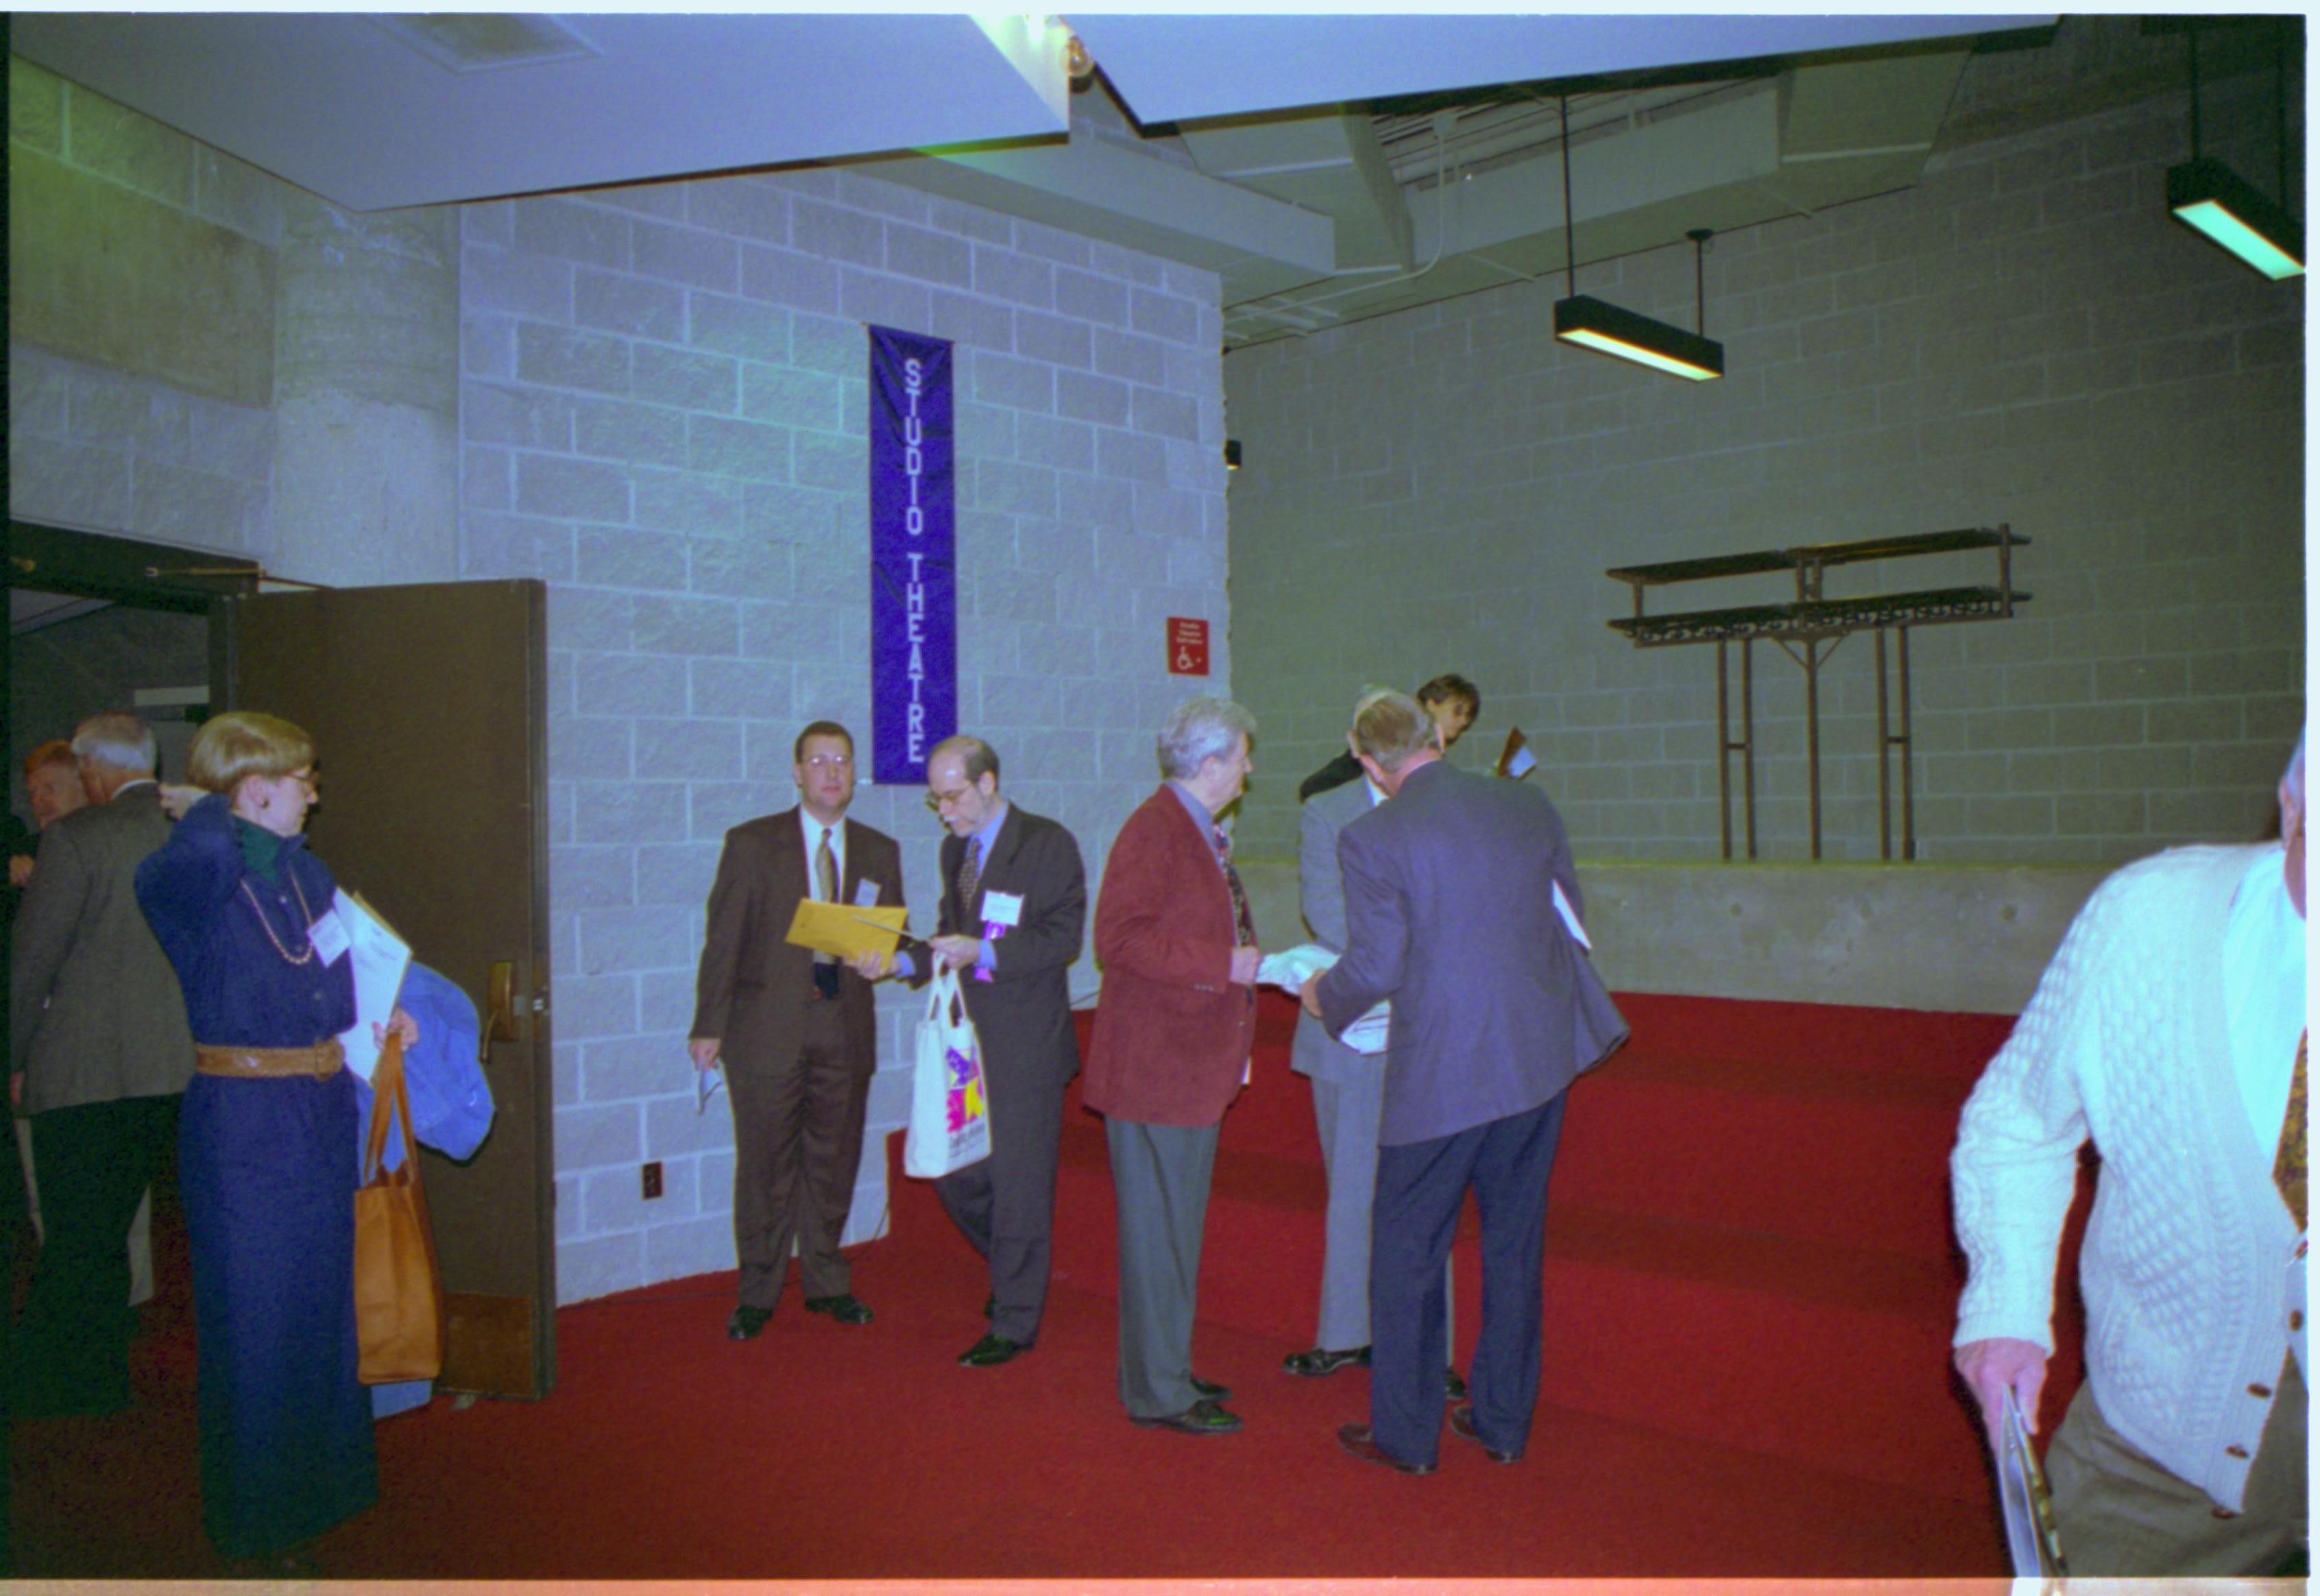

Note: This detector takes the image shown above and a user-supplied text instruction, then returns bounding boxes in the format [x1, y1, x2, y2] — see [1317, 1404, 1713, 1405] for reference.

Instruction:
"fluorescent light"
[2168, 156, 2304, 280]
[1554, 295, 1724, 382]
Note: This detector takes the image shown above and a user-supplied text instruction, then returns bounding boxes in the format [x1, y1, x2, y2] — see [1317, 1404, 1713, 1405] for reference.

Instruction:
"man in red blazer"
[1083, 697, 1264, 1435]
[690, 721, 904, 1342]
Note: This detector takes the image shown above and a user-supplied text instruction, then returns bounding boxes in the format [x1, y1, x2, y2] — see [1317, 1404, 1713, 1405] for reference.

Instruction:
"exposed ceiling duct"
[9, 13, 2058, 346]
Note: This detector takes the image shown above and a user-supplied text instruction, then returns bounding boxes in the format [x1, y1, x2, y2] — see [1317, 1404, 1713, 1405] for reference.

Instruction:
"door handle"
[483, 960, 522, 1060]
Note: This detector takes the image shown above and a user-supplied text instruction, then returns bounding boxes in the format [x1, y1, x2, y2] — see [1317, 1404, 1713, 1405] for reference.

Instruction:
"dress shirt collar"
[966, 799, 1009, 867]
[1165, 779, 1218, 835]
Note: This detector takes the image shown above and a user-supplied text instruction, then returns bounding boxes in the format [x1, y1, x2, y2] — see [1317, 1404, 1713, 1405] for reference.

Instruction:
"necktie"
[1212, 826, 1255, 948]
[812, 826, 838, 973]
[956, 838, 983, 922]
[2275, 1030, 2307, 1231]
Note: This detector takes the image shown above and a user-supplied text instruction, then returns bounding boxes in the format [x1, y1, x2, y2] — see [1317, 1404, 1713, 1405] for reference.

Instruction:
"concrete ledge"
[1237, 858, 2109, 1017]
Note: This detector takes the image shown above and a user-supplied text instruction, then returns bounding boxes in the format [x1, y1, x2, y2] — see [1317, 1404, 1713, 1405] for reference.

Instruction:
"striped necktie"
[1211, 825, 1255, 947]
[956, 837, 982, 921]
[2275, 1030, 2307, 1231]
[812, 825, 838, 971]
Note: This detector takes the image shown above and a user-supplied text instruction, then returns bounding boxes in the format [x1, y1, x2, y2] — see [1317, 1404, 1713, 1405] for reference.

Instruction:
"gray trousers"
[1312, 1072, 1455, 1354]
[935, 1062, 1068, 1345]
[1105, 1115, 1219, 1420]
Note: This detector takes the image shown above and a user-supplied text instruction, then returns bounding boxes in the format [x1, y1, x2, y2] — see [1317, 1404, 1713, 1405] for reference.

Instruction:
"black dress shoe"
[1282, 1344, 1370, 1377]
[1444, 1366, 1469, 1401]
[802, 1294, 874, 1325]
[1337, 1423, 1434, 1475]
[960, 1333, 1028, 1367]
[727, 1305, 772, 1341]
[1189, 1375, 1232, 1403]
[1131, 1397, 1243, 1435]
[1449, 1401, 1521, 1464]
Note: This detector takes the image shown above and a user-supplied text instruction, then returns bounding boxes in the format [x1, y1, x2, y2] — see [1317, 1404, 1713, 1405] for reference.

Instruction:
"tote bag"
[904, 964, 992, 1179]
[354, 1032, 446, 1383]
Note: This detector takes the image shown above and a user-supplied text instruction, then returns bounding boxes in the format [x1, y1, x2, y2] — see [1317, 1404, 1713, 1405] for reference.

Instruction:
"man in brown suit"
[1083, 697, 1263, 1434]
[10, 712, 193, 1415]
[690, 721, 906, 1341]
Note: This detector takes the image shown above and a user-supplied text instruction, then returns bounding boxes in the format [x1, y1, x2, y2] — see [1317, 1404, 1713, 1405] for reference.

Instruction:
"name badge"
[981, 891, 1024, 928]
[854, 880, 880, 908]
[307, 908, 352, 967]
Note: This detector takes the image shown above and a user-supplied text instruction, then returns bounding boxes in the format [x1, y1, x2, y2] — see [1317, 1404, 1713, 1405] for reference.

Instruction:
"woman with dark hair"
[136, 710, 413, 1571]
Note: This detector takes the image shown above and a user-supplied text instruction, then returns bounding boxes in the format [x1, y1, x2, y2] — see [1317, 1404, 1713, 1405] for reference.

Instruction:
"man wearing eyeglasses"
[892, 735, 1087, 1368]
[690, 720, 906, 1342]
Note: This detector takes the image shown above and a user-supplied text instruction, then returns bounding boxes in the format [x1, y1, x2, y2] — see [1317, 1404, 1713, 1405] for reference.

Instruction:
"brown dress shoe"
[1449, 1401, 1521, 1464]
[1337, 1423, 1434, 1475]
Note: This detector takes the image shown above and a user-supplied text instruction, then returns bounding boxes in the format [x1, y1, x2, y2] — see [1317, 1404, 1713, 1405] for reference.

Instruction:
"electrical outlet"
[641, 1161, 663, 1199]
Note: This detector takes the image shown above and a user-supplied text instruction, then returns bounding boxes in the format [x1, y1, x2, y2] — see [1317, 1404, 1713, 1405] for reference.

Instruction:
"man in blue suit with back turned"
[1301, 691, 1627, 1474]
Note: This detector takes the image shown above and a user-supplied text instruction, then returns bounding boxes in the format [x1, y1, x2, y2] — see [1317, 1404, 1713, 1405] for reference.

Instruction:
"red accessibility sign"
[1167, 616, 1209, 677]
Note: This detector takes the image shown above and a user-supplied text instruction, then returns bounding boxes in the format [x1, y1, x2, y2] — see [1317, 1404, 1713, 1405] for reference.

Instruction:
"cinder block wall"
[8, 58, 280, 557]
[1226, 80, 2304, 869]
[461, 172, 1228, 1302]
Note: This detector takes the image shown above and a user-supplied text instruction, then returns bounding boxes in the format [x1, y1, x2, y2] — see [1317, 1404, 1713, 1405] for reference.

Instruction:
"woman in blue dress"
[136, 711, 413, 1569]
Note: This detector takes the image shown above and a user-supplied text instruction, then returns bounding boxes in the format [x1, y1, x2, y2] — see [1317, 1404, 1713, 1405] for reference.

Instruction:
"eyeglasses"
[801, 755, 853, 771]
[925, 786, 974, 812]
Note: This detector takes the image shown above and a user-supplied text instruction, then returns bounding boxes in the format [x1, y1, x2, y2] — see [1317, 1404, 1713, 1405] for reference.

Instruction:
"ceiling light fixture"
[2166, 23, 2303, 280]
[1550, 97, 1725, 382]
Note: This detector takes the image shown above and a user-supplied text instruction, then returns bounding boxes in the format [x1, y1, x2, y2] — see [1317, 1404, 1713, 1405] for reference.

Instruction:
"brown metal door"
[219, 579, 554, 1399]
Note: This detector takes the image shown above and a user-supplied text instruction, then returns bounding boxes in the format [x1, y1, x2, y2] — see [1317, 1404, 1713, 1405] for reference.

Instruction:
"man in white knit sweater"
[1952, 731, 2307, 1575]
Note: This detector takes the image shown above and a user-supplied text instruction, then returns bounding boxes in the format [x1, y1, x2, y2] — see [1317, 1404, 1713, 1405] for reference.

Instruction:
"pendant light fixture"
[2166, 22, 2303, 280]
[1551, 95, 1725, 382]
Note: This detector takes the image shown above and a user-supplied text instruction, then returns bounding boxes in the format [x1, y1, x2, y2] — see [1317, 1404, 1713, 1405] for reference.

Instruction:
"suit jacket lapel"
[775, 806, 812, 908]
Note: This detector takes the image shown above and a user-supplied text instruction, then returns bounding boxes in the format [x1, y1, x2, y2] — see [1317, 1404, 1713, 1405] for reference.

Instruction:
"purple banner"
[868, 325, 956, 785]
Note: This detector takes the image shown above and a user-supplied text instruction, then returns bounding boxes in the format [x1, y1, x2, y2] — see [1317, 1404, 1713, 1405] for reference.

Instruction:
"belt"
[195, 1039, 346, 1080]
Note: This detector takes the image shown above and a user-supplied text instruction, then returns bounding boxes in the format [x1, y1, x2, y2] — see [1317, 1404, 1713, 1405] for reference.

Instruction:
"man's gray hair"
[1351, 691, 1440, 775]
[1157, 696, 1255, 780]
[72, 712, 156, 775]
[2282, 727, 2306, 812]
[1350, 684, 1397, 728]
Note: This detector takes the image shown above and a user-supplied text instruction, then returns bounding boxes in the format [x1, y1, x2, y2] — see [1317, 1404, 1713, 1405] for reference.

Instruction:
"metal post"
[1741, 638, 1758, 860]
[1898, 627, 1917, 860]
[1804, 639, 1823, 860]
[1874, 627, 1892, 861]
[1715, 640, 1733, 860]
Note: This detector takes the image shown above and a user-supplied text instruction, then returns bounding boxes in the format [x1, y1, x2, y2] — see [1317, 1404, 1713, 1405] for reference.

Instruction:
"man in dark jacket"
[1304, 691, 1627, 1474]
[902, 735, 1087, 1368]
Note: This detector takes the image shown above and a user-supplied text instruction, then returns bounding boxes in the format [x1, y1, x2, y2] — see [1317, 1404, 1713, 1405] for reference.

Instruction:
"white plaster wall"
[458, 169, 1228, 1303]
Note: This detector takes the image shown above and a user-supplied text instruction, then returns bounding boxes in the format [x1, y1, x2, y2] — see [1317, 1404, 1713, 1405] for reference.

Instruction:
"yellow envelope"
[785, 899, 908, 960]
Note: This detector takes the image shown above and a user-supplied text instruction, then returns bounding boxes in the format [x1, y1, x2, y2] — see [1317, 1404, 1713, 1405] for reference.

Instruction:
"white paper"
[332, 890, 413, 1084]
[697, 1061, 727, 1115]
[1257, 943, 1390, 1055]
[1506, 744, 1537, 779]
[981, 891, 1024, 928]
[306, 908, 352, 967]
[1552, 882, 1591, 950]
[853, 880, 880, 908]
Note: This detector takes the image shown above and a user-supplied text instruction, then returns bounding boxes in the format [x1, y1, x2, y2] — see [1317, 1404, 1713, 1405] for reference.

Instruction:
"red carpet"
[10, 991, 2070, 1578]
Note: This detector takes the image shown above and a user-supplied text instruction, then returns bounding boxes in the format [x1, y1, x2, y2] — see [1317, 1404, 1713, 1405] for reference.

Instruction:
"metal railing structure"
[1606, 525, 2030, 860]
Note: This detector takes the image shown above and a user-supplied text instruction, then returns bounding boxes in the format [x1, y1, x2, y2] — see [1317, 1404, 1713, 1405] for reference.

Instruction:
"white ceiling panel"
[1070, 14, 2043, 126]
[10, 12, 1075, 210]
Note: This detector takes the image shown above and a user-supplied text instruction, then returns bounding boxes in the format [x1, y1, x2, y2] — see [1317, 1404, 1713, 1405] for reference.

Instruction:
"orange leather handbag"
[354, 1032, 444, 1383]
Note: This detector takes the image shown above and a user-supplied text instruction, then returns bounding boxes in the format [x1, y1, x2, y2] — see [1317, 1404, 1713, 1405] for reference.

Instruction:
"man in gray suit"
[1285, 688, 1460, 1396]
[1302, 692, 1626, 1474]
[10, 712, 194, 1415]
